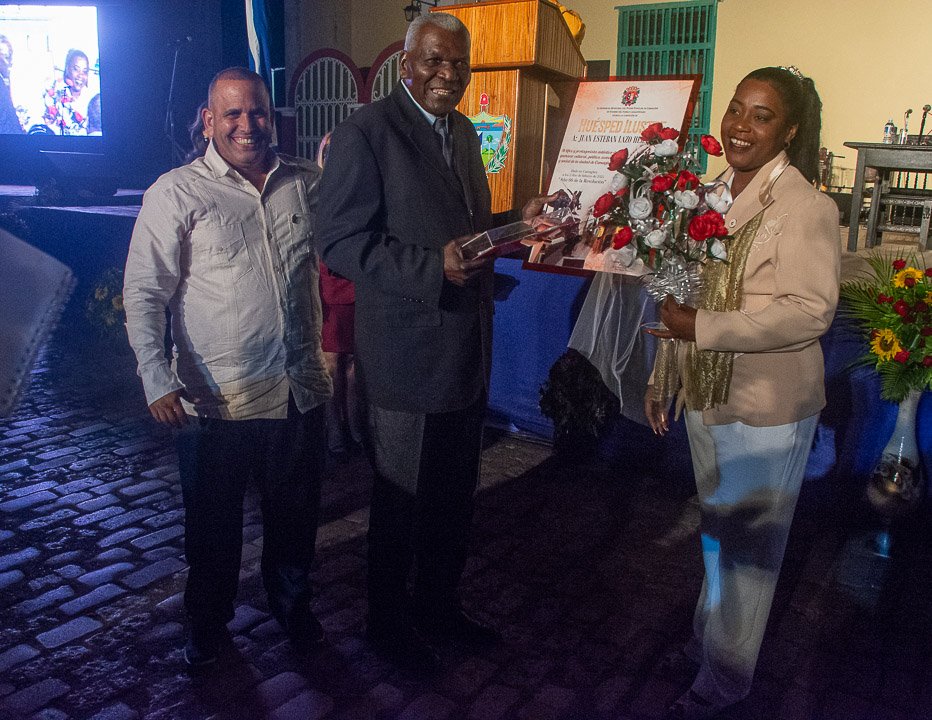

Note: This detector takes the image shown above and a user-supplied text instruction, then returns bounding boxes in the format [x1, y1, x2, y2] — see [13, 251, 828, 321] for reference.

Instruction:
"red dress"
[319, 261, 355, 354]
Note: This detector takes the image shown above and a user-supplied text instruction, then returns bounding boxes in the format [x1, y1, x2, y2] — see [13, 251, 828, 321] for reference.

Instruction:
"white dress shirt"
[123, 142, 331, 420]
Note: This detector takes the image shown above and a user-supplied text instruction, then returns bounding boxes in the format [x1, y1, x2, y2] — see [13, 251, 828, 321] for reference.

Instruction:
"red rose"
[640, 122, 664, 142]
[659, 127, 679, 141]
[676, 170, 700, 191]
[892, 259, 906, 270]
[608, 148, 629, 171]
[920, 326, 932, 336]
[592, 192, 616, 217]
[894, 350, 910, 363]
[651, 173, 676, 193]
[614, 187, 629, 198]
[700, 134, 723, 156]
[612, 226, 633, 249]
[876, 293, 890, 304]
[924, 356, 932, 367]
[925, 267, 932, 276]
[688, 210, 728, 241]
[914, 301, 929, 313]
[905, 276, 917, 288]
[893, 300, 910, 317]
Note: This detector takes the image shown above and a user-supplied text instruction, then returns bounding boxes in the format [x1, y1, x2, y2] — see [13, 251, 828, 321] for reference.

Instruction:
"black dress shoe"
[416, 608, 501, 648]
[274, 605, 325, 653]
[183, 624, 229, 671]
[366, 619, 441, 676]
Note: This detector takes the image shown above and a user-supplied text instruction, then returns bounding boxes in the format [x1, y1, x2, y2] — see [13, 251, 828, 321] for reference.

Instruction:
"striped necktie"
[433, 116, 453, 168]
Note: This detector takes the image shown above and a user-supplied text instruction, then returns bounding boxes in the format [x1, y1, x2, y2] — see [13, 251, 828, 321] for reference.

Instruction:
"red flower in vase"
[688, 210, 728, 241]
[592, 192, 616, 217]
[676, 170, 700, 190]
[893, 350, 910, 363]
[640, 122, 664, 142]
[700, 134, 723, 156]
[892, 259, 907, 270]
[608, 148, 629, 171]
[612, 226, 633, 249]
[651, 173, 676, 193]
[659, 127, 679, 141]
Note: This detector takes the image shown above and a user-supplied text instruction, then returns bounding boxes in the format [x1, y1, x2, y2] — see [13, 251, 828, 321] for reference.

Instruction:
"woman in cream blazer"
[646, 67, 841, 720]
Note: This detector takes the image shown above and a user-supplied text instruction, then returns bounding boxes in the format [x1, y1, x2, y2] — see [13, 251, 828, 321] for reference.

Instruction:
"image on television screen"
[0, 5, 101, 136]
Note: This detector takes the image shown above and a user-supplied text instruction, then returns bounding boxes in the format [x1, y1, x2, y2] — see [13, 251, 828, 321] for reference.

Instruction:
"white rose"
[709, 239, 728, 260]
[673, 190, 700, 210]
[645, 229, 667, 248]
[609, 173, 629, 192]
[654, 139, 679, 157]
[628, 196, 653, 220]
[704, 183, 733, 214]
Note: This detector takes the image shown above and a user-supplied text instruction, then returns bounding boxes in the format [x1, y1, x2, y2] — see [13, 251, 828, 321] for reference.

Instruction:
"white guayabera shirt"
[123, 142, 332, 420]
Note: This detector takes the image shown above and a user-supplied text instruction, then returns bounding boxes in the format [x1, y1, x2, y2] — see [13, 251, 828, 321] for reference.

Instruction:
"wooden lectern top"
[436, 0, 585, 79]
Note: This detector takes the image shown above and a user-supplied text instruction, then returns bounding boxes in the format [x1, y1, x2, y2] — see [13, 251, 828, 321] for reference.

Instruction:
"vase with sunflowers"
[840, 253, 931, 551]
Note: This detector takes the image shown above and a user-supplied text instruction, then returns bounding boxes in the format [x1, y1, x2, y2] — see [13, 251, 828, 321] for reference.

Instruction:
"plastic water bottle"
[883, 119, 896, 144]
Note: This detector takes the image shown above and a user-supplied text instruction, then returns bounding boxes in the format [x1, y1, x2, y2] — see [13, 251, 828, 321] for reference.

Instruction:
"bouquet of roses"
[587, 123, 732, 302]
[839, 253, 932, 402]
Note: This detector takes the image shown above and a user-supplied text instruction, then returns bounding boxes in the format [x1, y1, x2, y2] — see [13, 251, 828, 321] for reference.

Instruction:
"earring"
[203, 134, 209, 142]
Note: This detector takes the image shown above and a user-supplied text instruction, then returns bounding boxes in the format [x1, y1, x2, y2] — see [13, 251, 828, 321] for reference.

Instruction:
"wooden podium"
[437, 0, 586, 214]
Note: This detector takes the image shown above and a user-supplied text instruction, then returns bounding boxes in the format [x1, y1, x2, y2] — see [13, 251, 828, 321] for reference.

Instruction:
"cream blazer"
[692, 152, 841, 427]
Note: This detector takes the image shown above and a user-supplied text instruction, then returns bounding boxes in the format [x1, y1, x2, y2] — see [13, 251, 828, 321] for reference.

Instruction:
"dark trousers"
[364, 395, 485, 625]
[176, 399, 326, 631]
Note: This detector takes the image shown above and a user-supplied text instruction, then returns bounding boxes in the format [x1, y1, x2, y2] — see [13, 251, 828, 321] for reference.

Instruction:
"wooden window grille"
[616, 0, 717, 170]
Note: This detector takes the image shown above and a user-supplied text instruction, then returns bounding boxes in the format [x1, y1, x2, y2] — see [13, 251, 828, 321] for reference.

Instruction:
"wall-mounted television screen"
[0, 4, 101, 136]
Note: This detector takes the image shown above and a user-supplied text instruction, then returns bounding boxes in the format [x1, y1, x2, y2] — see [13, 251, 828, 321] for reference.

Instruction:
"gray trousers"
[683, 411, 819, 707]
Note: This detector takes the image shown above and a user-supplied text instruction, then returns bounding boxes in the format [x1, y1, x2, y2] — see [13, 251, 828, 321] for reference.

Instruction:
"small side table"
[844, 141, 932, 252]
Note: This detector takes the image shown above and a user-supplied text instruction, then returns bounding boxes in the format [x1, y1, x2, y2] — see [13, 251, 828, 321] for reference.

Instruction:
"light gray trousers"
[683, 411, 819, 707]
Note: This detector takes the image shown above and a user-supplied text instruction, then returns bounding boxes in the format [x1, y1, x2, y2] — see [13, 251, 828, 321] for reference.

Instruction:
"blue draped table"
[489, 257, 932, 484]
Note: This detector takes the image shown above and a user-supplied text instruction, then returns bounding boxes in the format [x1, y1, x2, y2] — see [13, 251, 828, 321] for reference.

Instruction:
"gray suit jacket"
[315, 83, 494, 414]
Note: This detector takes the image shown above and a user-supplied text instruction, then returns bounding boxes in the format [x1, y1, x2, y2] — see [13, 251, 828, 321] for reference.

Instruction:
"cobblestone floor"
[1, 323, 931, 720]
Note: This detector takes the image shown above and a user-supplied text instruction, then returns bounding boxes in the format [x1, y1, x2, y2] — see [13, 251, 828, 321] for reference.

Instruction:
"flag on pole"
[245, 0, 272, 91]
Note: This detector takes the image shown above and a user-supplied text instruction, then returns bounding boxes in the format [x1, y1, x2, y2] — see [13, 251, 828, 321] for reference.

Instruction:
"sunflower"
[892, 267, 924, 288]
[870, 328, 902, 361]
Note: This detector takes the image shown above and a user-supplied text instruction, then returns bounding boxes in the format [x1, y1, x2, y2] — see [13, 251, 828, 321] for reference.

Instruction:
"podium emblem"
[468, 93, 512, 174]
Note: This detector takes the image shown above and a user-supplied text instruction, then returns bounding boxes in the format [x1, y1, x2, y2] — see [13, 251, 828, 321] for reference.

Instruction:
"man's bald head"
[207, 67, 269, 109]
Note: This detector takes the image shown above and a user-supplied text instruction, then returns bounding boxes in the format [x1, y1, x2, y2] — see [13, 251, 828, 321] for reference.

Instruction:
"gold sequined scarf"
[681, 209, 765, 411]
